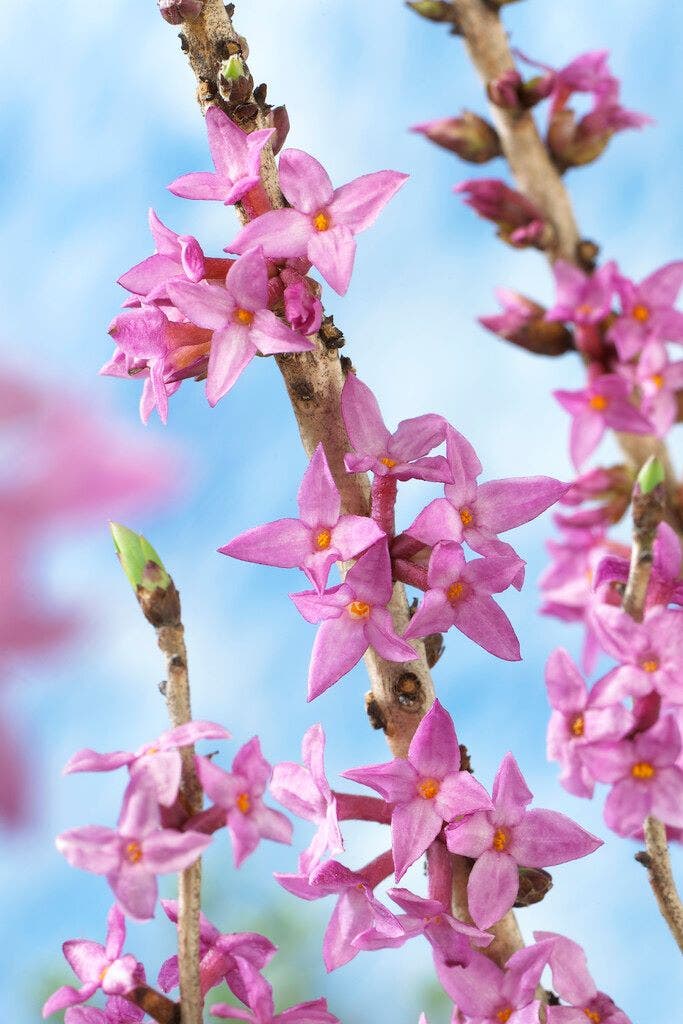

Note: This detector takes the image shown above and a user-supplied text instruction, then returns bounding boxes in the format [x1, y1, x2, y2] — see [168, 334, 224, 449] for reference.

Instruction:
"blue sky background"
[1, 1, 682, 1020]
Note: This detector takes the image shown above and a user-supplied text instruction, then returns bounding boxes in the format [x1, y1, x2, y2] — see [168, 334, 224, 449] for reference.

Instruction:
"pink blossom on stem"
[42, 906, 141, 1017]
[593, 521, 683, 608]
[342, 700, 493, 879]
[56, 775, 211, 920]
[166, 248, 314, 406]
[65, 998, 144, 1024]
[608, 261, 683, 359]
[435, 941, 551, 1024]
[554, 373, 652, 470]
[228, 148, 408, 295]
[118, 209, 206, 298]
[536, 931, 633, 1023]
[546, 260, 617, 327]
[270, 724, 343, 874]
[281, 268, 323, 334]
[220, 442, 383, 593]
[445, 753, 601, 928]
[406, 424, 567, 571]
[402, 542, 523, 661]
[581, 715, 683, 836]
[158, 899, 276, 999]
[622, 342, 683, 437]
[545, 648, 633, 798]
[455, 179, 548, 248]
[341, 373, 449, 483]
[290, 540, 417, 700]
[275, 853, 402, 971]
[478, 288, 573, 357]
[168, 106, 274, 205]
[211, 956, 338, 1024]
[590, 604, 683, 704]
[195, 737, 292, 867]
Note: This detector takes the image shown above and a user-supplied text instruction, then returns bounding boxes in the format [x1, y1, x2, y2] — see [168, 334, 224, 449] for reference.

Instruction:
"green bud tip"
[636, 456, 665, 495]
[220, 55, 245, 81]
[109, 523, 171, 593]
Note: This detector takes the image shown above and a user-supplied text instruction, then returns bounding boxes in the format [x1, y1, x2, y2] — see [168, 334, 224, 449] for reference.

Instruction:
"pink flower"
[228, 149, 408, 295]
[608, 262, 683, 359]
[591, 604, 683, 704]
[342, 701, 493, 879]
[479, 288, 573, 357]
[118, 209, 205, 298]
[546, 260, 617, 327]
[211, 956, 338, 1024]
[545, 648, 633, 798]
[445, 753, 601, 928]
[593, 521, 683, 609]
[554, 373, 652, 470]
[402, 542, 523, 661]
[455, 179, 548, 248]
[341, 373, 449, 482]
[275, 854, 402, 971]
[65, 999, 144, 1024]
[281, 268, 323, 334]
[63, 720, 230, 806]
[158, 900, 276, 999]
[622, 342, 683, 437]
[168, 106, 274, 205]
[195, 737, 292, 867]
[582, 716, 683, 836]
[536, 931, 633, 1024]
[290, 540, 417, 700]
[166, 248, 314, 406]
[270, 724, 343, 874]
[220, 442, 383, 593]
[42, 906, 141, 1017]
[435, 942, 550, 1024]
[56, 775, 211, 920]
[406, 424, 567, 568]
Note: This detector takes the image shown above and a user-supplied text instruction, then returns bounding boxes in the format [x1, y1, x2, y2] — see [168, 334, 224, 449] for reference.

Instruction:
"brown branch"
[126, 986, 180, 1024]
[639, 818, 683, 954]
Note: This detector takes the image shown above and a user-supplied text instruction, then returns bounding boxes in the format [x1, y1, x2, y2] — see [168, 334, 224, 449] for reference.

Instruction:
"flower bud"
[220, 55, 244, 82]
[412, 112, 501, 163]
[637, 456, 665, 496]
[406, 1, 459, 24]
[110, 523, 170, 593]
[487, 70, 524, 110]
[456, 179, 553, 250]
[157, 0, 203, 25]
[270, 105, 290, 156]
[479, 288, 573, 356]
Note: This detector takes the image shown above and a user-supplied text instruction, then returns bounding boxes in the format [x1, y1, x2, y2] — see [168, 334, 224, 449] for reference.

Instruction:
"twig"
[639, 817, 683, 954]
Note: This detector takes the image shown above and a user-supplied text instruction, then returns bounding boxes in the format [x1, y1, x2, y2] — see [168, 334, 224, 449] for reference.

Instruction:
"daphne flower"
[593, 521, 683, 609]
[536, 931, 633, 1023]
[624, 342, 683, 438]
[554, 373, 652, 470]
[435, 942, 551, 1024]
[591, 604, 683, 704]
[118, 209, 205, 298]
[211, 956, 338, 1024]
[608, 261, 683, 359]
[546, 260, 617, 326]
[455, 179, 548, 248]
[228, 148, 408, 295]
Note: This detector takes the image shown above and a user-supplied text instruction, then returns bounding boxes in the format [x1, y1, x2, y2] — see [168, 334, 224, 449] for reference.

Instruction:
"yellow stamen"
[313, 211, 330, 232]
[234, 307, 254, 326]
[576, 303, 593, 318]
[446, 581, 465, 603]
[492, 828, 509, 852]
[236, 792, 251, 814]
[650, 373, 664, 390]
[570, 714, 585, 738]
[417, 778, 440, 800]
[588, 394, 608, 411]
[496, 1009, 513, 1023]
[380, 456, 397, 468]
[99, 967, 109, 982]
[584, 1010, 601, 1023]
[315, 529, 332, 550]
[641, 658, 660, 673]
[631, 761, 656, 781]
[632, 303, 650, 323]
[125, 841, 143, 864]
[460, 507, 474, 527]
[146, 745, 159, 756]
[348, 600, 371, 620]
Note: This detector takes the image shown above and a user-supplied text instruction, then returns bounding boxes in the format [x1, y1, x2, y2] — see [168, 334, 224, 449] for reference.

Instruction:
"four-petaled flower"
[435, 941, 551, 1024]
[608, 261, 683, 360]
[590, 605, 683, 705]
[211, 955, 339, 1024]
[554, 373, 652, 470]
[117, 208, 206, 298]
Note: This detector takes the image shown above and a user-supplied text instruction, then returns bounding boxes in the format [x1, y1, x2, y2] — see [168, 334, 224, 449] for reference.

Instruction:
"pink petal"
[298, 443, 341, 527]
[346, 539, 393, 604]
[167, 171, 234, 202]
[225, 248, 269, 311]
[435, 772, 493, 822]
[341, 374, 391, 457]
[651, 766, 683, 827]
[406, 498, 464, 547]
[445, 810, 495, 858]
[569, 412, 605, 469]
[306, 616, 370, 700]
[279, 149, 334, 213]
[132, 751, 181, 807]
[408, 699, 459, 778]
[391, 798, 443, 880]
[232, 736, 272, 794]
[166, 280, 233, 331]
[330, 515, 384, 560]
[388, 413, 446, 463]
[219, 519, 312, 568]
[365, 607, 417, 663]
[328, 170, 408, 233]
[475, 476, 567, 533]
[341, 760, 419, 803]
[63, 940, 108, 983]
[307, 224, 356, 295]
[467, 849, 519, 929]
[118, 775, 160, 839]
[249, 803, 293, 844]
[492, 753, 533, 824]
[250, 310, 314, 355]
[450, 594, 521, 661]
[640, 260, 683, 305]
[56, 827, 122, 875]
[403, 589, 453, 640]
[206, 325, 256, 405]
[195, 756, 246, 809]
[108, 863, 158, 921]
[228, 208, 313, 259]
[443, 425, 482, 506]
[142, 829, 211, 873]
[43, 984, 98, 1017]
[118, 254, 181, 296]
[508, 809, 601, 866]
[160, 721, 231, 749]
[603, 778, 652, 836]
[63, 749, 133, 775]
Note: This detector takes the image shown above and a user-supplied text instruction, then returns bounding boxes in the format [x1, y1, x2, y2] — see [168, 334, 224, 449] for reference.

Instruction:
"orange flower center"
[650, 373, 664, 390]
[313, 210, 330, 232]
[631, 761, 656, 781]
[446, 581, 465, 603]
[380, 456, 397, 468]
[125, 840, 143, 864]
[492, 828, 509, 852]
[460, 507, 474, 527]
[496, 1008, 513, 1023]
[99, 966, 110, 982]
[641, 658, 659, 673]
[234, 307, 254, 326]
[315, 529, 332, 550]
[570, 714, 585, 738]
[146, 745, 159, 756]
[236, 792, 251, 814]
[584, 1010, 601, 1023]
[348, 600, 371, 620]
[588, 394, 609, 411]
[417, 778, 440, 800]
[576, 303, 593, 318]
[632, 303, 650, 323]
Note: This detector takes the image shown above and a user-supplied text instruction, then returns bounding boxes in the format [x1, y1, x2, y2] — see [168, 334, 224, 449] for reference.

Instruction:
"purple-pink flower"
[593, 521, 683, 610]
[621, 341, 683, 438]
[536, 930, 633, 1024]
[228, 148, 408, 295]
[342, 700, 493, 879]
[270, 723, 343, 874]
[546, 260, 617, 327]
[220, 442, 383, 592]
[211, 955, 338, 1024]
[56, 775, 211, 920]
[290, 539, 416, 700]
[435, 941, 550, 1024]
[166, 248, 314, 406]
[554, 373, 652, 470]
[608, 261, 683, 360]
[590, 604, 683, 705]
[445, 752, 601, 928]
[118, 209, 205, 298]
[42, 906, 141, 1017]
[195, 737, 292, 867]
[65, 998, 144, 1024]
[455, 179, 548, 248]
[341, 373, 449, 482]
[63, 720, 230, 807]
[168, 106, 275, 205]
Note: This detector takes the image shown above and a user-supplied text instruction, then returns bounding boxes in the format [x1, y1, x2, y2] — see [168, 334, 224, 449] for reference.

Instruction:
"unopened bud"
[158, 0, 203, 25]
[456, 179, 553, 250]
[479, 288, 573, 356]
[487, 70, 524, 110]
[515, 867, 553, 908]
[270, 105, 290, 156]
[412, 112, 501, 163]
[110, 523, 180, 628]
[406, 1, 459, 24]
[220, 56, 244, 83]
[637, 456, 665, 496]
